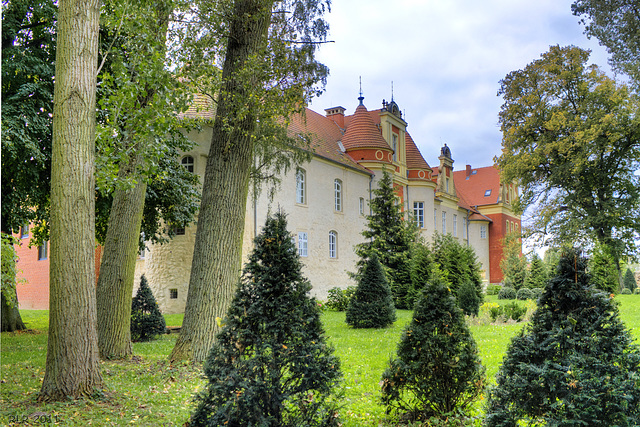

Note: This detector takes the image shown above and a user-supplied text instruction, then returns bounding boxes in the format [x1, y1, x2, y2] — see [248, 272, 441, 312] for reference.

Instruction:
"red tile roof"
[287, 108, 372, 174]
[453, 165, 502, 207]
[405, 132, 430, 169]
[341, 104, 392, 151]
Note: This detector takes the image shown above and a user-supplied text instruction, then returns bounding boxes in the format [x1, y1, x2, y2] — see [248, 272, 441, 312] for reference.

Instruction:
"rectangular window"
[21, 224, 29, 239]
[329, 231, 337, 259]
[296, 168, 306, 204]
[453, 214, 458, 237]
[442, 211, 447, 234]
[480, 225, 487, 239]
[359, 197, 365, 215]
[173, 226, 186, 236]
[334, 180, 342, 212]
[392, 134, 398, 162]
[38, 242, 48, 260]
[413, 202, 424, 228]
[446, 178, 450, 193]
[169, 289, 178, 299]
[298, 232, 308, 257]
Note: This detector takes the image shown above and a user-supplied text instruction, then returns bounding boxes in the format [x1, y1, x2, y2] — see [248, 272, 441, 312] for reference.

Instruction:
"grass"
[2, 296, 638, 426]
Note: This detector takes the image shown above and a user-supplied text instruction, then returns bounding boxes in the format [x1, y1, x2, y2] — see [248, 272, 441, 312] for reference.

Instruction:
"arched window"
[329, 230, 337, 258]
[334, 179, 342, 212]
[296, 168, 306, 204]
[181, 155, 194, 173]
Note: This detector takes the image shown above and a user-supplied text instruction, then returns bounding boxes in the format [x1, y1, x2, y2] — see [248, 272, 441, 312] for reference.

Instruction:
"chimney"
[466, 164, 472, 178]
[325, 106, 346, 129]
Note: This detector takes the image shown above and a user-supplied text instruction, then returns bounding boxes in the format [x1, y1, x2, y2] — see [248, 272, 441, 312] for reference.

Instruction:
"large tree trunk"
[96, 157, 147, 359]
[170, 0, 273, 363]
[39, 0, 103, 401]
[1, 288, 26, 332]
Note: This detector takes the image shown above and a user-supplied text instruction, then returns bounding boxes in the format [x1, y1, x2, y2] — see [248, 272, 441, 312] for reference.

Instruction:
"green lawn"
[2, 296, 638, 426]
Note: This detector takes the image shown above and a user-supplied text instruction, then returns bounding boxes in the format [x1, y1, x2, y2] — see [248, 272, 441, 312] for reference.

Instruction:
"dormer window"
[484, 189, 492, 197]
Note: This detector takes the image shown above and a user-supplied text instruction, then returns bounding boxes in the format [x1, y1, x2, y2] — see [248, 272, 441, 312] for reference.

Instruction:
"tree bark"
[39, 0, 103, 401]
[96, 156, 147, 359]
[170, 0, 273, 363]
[1, 288, 26, 332]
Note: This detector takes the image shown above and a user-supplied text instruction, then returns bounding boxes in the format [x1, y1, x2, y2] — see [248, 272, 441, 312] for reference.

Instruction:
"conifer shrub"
[130, 274, 166, 342]
[457, 280, 480, 316]
[486, 284, 502, 295]
[408, 243, 433, 308]
[190, 211, 342, 427]
[515, 287, 534, 300]
[530, 287, 543, 301]
[346, 253, 396, 328]
[381, 275, 485, 423]
[624, 268, 637, 292]
[497, 286, 516, 300]
[622, 288, 632, 295]
[486, 249, 640, 427]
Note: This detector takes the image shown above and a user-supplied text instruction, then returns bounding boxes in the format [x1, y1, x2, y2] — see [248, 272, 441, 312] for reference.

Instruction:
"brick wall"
[13, 235, 50, 310]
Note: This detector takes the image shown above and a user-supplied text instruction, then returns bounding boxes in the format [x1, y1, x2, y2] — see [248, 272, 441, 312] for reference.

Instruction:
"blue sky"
[308, 0, 613, 170]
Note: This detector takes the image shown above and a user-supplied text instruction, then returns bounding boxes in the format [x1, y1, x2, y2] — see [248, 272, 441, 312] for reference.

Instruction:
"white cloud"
[309, 0, 612, 168]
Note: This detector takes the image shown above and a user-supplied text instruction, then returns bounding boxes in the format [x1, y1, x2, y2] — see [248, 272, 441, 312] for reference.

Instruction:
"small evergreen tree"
[431, 233, 483, 312]
[589, 243, 619, 293]
[486, 249, 640, 427]
[130, 274, 166, 342]
[355, 169, 416, 309]
[381, 272, 485, 422]
[500, 233, 527, 290]
[408, 242, 433, 308]
[346, 253, 396, 329]
[457, 280, 480, 316]
[190, 211, 341, 427]
[524, 252, 548, 289]
[624, 268, 637, 292]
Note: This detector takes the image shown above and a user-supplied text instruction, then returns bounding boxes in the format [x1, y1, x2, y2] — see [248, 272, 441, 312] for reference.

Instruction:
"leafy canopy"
[497, 45, 640, 265]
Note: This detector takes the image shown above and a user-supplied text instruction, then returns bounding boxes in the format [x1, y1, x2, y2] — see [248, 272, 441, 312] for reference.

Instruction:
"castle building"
[14, 96, 520, 313]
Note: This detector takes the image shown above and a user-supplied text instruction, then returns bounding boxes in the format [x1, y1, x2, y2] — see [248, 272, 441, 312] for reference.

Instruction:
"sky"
[308, 0, 613, 170]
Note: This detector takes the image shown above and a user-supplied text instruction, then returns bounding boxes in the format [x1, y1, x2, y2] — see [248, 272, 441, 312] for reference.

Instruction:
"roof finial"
[391, 81, 394, 102]
[358, 76, 364, 105]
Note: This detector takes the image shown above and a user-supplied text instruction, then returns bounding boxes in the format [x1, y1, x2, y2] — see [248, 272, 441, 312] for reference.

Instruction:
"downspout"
[464, 208, 471, 247]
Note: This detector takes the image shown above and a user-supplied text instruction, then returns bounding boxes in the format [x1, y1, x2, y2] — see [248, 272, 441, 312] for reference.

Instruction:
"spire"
[391, 81, 394, 102]
[358, 76, 364, 105]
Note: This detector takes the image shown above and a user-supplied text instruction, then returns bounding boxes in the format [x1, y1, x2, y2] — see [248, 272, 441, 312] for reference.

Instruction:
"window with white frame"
[38, 241, 48, 260]
[181, 155, 194, 173]
[20, 224, 29, 239]
[334, 179, 342, 212]
[298, 232, 308, 257]
[329, 230, 337, 258]
[480, 225, 487, 239]
[453, 214, 458, 237]
[413, 202, 424, 228]
[442, 211, 447, 234]
[359, 197, 365, 215]
[296, 168, 306, 204]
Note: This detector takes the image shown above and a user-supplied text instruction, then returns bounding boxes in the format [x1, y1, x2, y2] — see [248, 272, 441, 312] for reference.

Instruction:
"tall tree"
[95, 0, 196, 360]
[39, 0, 103, 401]
[170, 0, 330, 363]
[1, 0, 56, 331]
[354, 169, 417, 309]
[500, 232, 528, 290]
[497, 45, 640, 281]
[572, 0, 640, 88]
[524, 252, 548, 289]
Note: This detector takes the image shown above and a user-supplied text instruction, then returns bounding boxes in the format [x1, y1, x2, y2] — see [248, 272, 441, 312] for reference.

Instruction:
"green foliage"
[486, 285, 502, 296]
[380, 277, 485, 422]
[572, 0, 640, 88]
[326, 286, 356, 311]
[190, 211, 341, 427]
[589, 243, 620, 293]
[409, 242, 434, 306]
[515, 288, 534, 301]
[497, 44, 640, 267]
[430, 233, 483, 311]
[486, 249, 640, 426]
[457, 280, 480, 316]
[346, 253, 396, 329]
[488, 302, 528, 323]
[355, 169, 417, 309]
[1, 234, 19, 307]
[130, 275, 166, 342]
[500, 233, 527, 290]
[530, 287, 543, 301]
[624, 268, 637, 292]
[524, 253, 548, 289]
[497, 286, 516, 300]
[1, 0, 56, 238]
[622, 288, 632, 295]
